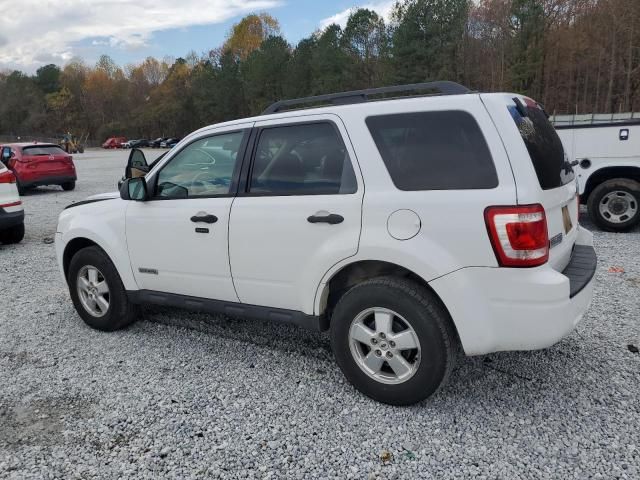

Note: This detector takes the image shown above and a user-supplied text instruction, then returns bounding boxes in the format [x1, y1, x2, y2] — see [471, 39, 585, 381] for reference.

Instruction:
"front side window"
[155, 131, 245, 198]
[249, 122, 357, 195]
[366, 111, 498, 191]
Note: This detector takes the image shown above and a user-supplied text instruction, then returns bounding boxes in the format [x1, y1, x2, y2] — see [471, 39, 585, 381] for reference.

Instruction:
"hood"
[86, 191, 120, 201]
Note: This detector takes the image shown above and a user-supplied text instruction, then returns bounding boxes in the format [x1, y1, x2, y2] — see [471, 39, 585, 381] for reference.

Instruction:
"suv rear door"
[228, 114, 363, 314]
[481, 94, 579, 272]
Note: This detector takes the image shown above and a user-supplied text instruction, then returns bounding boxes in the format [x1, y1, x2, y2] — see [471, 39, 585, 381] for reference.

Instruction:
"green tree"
[392, 0, 470, 83]
[509, 0, 545, 96]
[34, 64, 61, 94]
[311, 24, 350, 94]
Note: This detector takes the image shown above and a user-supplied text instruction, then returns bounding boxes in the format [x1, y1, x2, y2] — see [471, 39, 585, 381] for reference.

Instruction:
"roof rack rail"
[262, 81, 472, 115]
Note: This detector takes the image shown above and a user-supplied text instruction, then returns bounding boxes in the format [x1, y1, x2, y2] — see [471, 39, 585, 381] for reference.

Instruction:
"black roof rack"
[262, 81, 471, 115]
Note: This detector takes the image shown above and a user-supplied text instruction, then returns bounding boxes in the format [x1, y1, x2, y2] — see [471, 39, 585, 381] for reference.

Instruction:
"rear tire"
[330, 276, 457, 406]
[0, 223, 25, 244]
[68, 246, 137, 331]
[587, 178, 640, 232]
[61, 181, 76, 191]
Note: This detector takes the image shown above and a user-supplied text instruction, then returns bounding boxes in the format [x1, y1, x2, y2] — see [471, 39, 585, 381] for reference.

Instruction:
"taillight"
[0, 170, 16, 184]
[484, 204, 549, 267]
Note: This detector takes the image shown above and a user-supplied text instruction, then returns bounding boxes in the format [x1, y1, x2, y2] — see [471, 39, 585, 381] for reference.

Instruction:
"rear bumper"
[20, 174, 76, 188]
[430, 226, 596, 355]
[0, 208, 24, 229]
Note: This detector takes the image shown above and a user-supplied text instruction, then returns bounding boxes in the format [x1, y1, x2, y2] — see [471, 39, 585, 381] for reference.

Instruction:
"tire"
[61, 181, 76, 191]
[78, 146, 84, 153]
[330, 276, 457, 406]
[67, 246, 138, 331]
[15, 178, 25, 196]
[0, 223, 25, 244]
[587, 178, 640, 232]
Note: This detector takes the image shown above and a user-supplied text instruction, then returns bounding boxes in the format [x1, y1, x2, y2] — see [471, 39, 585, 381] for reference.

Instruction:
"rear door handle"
[190, 214, 218, 224]
[307, 213, 344, 225]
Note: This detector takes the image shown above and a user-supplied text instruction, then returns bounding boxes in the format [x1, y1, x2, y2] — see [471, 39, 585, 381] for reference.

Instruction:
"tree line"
[0, 0, 638, 142]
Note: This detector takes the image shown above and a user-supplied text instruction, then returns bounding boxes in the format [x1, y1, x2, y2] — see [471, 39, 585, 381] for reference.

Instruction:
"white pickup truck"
[553, 114, 640, 232]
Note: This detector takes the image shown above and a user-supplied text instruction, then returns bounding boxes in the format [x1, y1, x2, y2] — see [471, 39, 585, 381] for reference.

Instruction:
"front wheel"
[587, 178, 640, 232]
[330, 277, 457, 405]
[61, 181, 76, 191]
[68, 246, 138, 331]
[0, 223, 25, 244]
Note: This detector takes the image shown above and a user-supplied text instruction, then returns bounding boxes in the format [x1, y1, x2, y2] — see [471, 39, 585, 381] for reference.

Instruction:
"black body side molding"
[127, 290, 329, 332]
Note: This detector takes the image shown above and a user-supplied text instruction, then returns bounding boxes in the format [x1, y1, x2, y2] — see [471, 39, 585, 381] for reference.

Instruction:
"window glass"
[508, 102, 575, 190]
[22, 145, 67, 156]
[366, 111, 498, 190]
[250, 122, 357, 195]
[156, 131, 244, 198]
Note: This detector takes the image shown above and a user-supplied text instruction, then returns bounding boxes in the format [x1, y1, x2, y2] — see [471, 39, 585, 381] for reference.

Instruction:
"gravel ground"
[0, 148, 639, 479]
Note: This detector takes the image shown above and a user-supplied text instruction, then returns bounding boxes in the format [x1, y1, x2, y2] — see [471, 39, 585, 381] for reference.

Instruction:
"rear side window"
[508, 100, 574, 190]
[366, 111, 498, 191]
[249, 122, 357, 195]
[22, 145, 66, 156]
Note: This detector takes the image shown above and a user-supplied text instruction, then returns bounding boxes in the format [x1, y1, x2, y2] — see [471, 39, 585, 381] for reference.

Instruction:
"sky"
[0, 0, 394, 73]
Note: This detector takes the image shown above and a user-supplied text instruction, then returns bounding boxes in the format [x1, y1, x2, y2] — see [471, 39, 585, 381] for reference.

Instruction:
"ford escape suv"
[56, 82, 597, 405]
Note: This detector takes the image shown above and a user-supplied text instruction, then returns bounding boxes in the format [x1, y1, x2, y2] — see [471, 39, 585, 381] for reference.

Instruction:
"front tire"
[330, 277, 457, 406]
[61, 181, 76, 191]
[587, 178, 640, 232]
[68, 246, 137, 331]
[0, 223, 25, 244]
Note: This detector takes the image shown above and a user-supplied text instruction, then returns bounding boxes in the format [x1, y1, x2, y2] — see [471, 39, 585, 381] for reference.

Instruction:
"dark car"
[150, 137, 168, 148]
[163, 138, 181, 148]
[130, 139, 150, 148]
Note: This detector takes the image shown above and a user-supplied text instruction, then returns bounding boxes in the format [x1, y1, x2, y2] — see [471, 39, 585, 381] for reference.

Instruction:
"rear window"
[366, 111, 498, 191]
[508, 100, 575, 190]
[22, 145, 66, 156]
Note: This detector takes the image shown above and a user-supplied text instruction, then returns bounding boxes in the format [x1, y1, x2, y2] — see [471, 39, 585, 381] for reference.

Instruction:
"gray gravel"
[0, 148, 639, 479]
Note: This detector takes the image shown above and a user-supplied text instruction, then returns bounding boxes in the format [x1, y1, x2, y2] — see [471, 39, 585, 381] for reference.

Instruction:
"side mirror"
[126, 148, 149, 179]
[120, 177, 148, 201]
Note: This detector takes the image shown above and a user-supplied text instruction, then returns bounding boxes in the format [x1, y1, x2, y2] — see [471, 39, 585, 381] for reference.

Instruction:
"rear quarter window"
[508, 101, 575, 190]
[366, 111, 498, 190]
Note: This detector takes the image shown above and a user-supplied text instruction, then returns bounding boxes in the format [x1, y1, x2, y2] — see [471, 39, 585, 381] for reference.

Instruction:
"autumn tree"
[223, 13, 281, 60]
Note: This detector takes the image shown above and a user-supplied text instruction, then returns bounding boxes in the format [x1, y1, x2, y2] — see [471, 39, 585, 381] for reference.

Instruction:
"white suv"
[0, 161, 24, 244]
[56, 82, 597, 405]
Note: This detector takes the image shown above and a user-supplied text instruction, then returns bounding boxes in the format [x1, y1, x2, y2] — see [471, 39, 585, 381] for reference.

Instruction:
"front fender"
[56, 199, 138, 290]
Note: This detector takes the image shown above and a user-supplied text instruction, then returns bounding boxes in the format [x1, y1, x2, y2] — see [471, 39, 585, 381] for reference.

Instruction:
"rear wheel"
[68, 246, 137, 331]
[0, 223, 25, 244]
[330, 276, 456, 405]
[587, 178, 640, 232]
[61, 181, 76, 191]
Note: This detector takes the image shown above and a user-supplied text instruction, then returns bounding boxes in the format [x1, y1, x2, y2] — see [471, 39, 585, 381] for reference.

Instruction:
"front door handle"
[307, 213, 344, 225]
[190, 214, 218, 224]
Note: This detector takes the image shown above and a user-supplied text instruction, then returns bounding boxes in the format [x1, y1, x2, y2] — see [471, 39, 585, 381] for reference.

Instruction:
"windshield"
[508, 100, 574, 190]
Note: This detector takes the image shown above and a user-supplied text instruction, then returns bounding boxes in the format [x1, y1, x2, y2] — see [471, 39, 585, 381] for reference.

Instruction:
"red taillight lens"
[485, 204, 549, 267]
[0, 170, 16, 184]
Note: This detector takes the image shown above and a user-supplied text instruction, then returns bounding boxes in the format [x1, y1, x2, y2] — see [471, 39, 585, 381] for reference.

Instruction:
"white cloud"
[318, 1, 395, 30]
[0, 0, 282, 70]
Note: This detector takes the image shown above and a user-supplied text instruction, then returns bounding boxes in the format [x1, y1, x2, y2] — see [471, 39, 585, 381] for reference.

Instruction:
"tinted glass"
[366, 111, 498, 190]
[22, 145, 67, 156]
[508, 102, 575, 190]
[156, 131, 244, 198]
[250, 122, 357, 195]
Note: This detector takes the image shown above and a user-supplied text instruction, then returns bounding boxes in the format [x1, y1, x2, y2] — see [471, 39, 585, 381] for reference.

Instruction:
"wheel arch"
[316, 259, 460, 341]
[582, 166, 640, 202]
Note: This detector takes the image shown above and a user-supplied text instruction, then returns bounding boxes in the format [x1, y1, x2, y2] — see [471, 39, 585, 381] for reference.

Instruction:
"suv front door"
[125, 126, 251, 301]
[229, 115, 364, 314]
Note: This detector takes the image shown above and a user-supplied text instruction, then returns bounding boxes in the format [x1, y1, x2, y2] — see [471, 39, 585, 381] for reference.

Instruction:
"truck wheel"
[0, 223, 25, 244]
[61, 181, 76, 191]
[68, 246, 138, 331]
[587, 178, 640, 232]
[330, 276, 457, 406]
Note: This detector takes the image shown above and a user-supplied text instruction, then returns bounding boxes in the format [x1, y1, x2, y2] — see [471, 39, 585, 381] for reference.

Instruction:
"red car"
[0, 143, 77, 194]
[102, 136, 127, 149]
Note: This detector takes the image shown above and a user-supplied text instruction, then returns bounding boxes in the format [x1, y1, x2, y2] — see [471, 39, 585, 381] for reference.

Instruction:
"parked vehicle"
[1, 143, 76, 194]
[102, 137, 126, 149]
[553, 117, 640, 232]
[122, 139, 150, 149]
[160, 138, 180, 148]
[56, 82, 596, 405]
[0, 161, 24, 244]
[149, 138, 168, 148]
